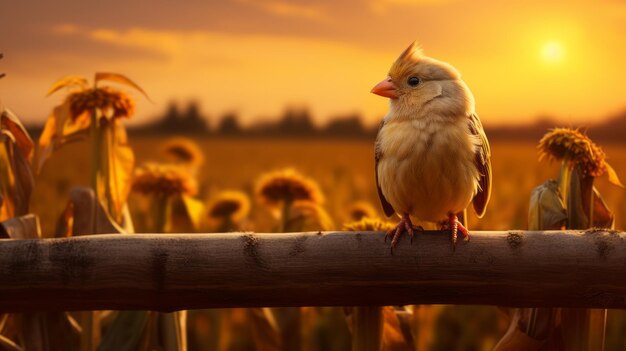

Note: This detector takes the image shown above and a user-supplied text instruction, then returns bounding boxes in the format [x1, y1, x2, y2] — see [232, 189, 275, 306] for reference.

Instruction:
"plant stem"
[561, 165, 605, 351]
[81, 109, 99, 351]
[155, 195, 171, 233]
[279, 199, 293, 233]
[80, 311, 93, 351]
[90, 110, 100, 202]
[352, 306, 382, 351]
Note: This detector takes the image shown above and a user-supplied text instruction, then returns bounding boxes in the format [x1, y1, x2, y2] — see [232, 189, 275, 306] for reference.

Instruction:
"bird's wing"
[468, 113, 492, 218]
[375, 121, 396, 217]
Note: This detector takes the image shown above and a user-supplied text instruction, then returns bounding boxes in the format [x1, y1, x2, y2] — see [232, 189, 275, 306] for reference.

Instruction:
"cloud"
[369, 0, 453, 14]
[236, 0, 329, 22]
[23, 25, 393, 126]
[52, 23, 80, 34]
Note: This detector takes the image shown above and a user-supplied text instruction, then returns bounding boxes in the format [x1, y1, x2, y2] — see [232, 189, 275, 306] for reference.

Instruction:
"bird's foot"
[440, 213, 469, 250]
[385, 213, 423, 253]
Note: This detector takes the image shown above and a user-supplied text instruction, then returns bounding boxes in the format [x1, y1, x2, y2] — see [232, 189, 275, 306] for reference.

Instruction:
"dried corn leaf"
[182, 195, 203, 230]
[35, 102, 87, 174]
[591, 187, 614, 228]
[34, 115, 57, 174]
[169, 195, 203, 232]
[54, 200, 74, 238]
[9, 141, 33, 217]
[95, 73, 150, 101]
[158, 311, 187, 351]
[381, 306, 413, 351]
[605, 163, 623, 187]
[352, 306, 382, 351]
[528, 180, 567, 230]
[411, 305, 442, 351]
[0, 214, 40, 239]
[0, 334, 23, 351]
[248, 308, 281, 351]
[98, 120, 134, 224]
[270, 307, 301, 351]
[46, 75, 89, 96]
[566, 168, 592, 229]
[1, 109, 33, 160]
[9, 312, 80, 351]
[561, 309, 606, 351]
[492, 308, 547, 351]
[284, 201, 334, 232]
[60, 187, 122, 236]
[0, 136, 16, 221]
[97, 311, 150, 351]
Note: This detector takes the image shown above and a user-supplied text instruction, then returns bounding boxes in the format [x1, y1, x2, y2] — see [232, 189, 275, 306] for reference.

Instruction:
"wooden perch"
[0, 229, 625, 312]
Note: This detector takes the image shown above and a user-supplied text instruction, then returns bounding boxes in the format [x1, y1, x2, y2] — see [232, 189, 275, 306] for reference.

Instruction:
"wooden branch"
[0, 229, 625, 312]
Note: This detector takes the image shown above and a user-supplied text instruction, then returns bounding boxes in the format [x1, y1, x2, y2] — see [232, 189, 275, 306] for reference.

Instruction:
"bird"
[371, 42, 491, 250]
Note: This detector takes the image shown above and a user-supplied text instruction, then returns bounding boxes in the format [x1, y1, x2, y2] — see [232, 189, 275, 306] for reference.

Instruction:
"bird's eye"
[407, 76, 421, 86]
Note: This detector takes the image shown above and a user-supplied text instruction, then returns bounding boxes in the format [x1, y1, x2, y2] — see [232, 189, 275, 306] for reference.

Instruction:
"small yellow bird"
[371, 42, 491, 250]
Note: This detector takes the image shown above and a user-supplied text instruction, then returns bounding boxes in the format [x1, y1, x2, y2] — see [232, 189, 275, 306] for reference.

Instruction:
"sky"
[1, 0, 626, 127]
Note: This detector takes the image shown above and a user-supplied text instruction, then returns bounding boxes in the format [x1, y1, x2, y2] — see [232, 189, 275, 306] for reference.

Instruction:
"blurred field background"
[3, 0, 626, 348]
[29, 134, 626, 350]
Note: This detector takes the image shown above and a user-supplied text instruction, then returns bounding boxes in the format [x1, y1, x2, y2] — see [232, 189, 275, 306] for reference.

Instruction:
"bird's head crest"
[389, 42, 424, 78]
[397, 42, 424, 63]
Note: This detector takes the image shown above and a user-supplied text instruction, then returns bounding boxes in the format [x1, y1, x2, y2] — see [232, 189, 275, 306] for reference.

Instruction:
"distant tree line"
[25, 100, 626, 142]
[129, 101, 378, 138]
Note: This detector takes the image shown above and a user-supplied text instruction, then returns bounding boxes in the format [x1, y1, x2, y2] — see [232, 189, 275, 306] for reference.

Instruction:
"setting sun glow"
[2, 2, 626, 126]
[541, 41, 565, 63]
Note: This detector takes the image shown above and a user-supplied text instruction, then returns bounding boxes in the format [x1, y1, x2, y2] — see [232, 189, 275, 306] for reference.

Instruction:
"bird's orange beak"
[371, 77, 398, 99]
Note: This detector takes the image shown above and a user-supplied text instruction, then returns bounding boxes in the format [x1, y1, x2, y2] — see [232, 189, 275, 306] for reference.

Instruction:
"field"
[33, 137, 626, 234]
[28, 136, 626, 350]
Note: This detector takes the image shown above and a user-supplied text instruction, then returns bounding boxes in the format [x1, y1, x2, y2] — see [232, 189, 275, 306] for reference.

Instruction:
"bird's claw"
[386, 214, 422, 253]
[441, 213, 470, 251]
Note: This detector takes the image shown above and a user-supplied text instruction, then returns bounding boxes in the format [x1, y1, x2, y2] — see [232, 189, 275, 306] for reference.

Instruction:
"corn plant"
[253, 168, 336, 351]
[0, 71, 82, 350]
[37, 73, 149, 351]
[343, 218, 415, 351]
[494, 127, 621, 350]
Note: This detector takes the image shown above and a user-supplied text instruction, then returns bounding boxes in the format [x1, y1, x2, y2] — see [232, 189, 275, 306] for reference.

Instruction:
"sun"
[541, 41, 565, 63]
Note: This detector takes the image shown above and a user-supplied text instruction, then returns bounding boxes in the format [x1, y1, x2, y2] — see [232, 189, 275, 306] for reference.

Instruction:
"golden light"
[541, 41, 565, 63]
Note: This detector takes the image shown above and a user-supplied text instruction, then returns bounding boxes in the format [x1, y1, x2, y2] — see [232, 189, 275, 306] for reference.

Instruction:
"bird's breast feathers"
[377, 116, 480, 222]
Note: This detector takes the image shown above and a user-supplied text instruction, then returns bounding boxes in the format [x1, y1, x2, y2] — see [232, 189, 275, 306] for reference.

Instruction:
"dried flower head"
[349, 201, 377, 221]
[285, 200, 334, 231]
[132, 162, 197, 197]
[66, 86, 135, 120]
[343, 217, 396, 232]
[161, 137, 204, 166]
[255, 168, 324, 207]
[538, 127, 622, 186]
[207, 190, 250, 223]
